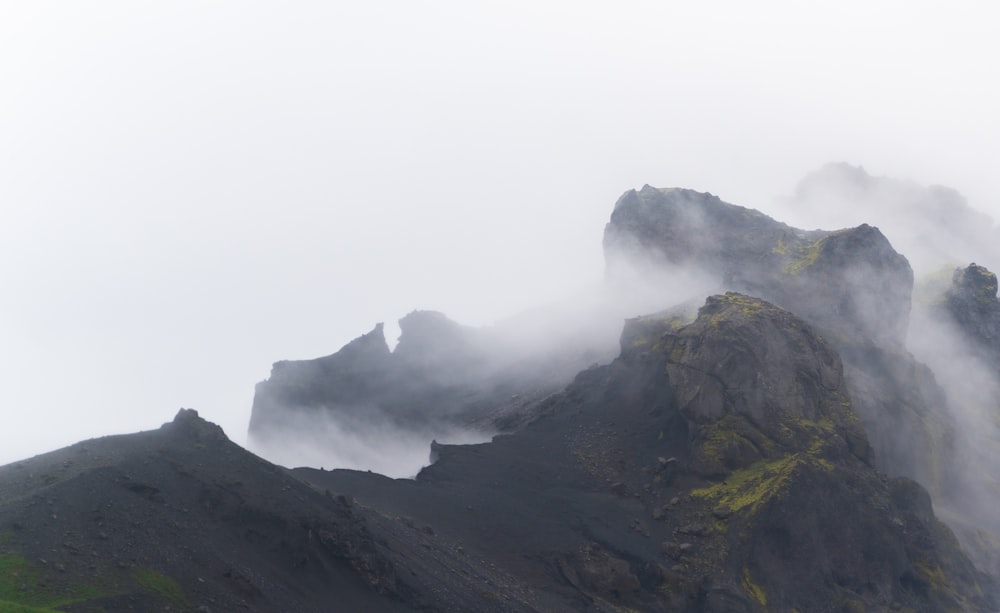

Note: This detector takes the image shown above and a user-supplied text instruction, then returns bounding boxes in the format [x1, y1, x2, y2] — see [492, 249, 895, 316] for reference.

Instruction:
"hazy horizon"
[2, 2, 999, 466]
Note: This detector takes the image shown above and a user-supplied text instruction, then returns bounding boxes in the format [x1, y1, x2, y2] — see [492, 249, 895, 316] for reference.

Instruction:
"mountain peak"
[166, 407, 229, 443]
[604, 186, 913, 347]
[951, 262, 998, 307]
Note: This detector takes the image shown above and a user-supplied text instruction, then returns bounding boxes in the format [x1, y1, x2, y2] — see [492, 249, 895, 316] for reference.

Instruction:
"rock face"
[945, 263, 1000, 362]
[248, 305, 625, 475]
[653, 293, 872, 474]
[250, 323, 394, 434]
[248, 312, 574, 448]
[909, 262, 1000, 580]
[604, 185, 914, 348]
[603, 185, 953, 489]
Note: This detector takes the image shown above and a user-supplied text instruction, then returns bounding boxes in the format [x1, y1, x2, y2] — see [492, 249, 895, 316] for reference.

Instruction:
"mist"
[250, 407, 493, 479]
[246, 262, 719, 478]
[772, 163, 1000, 276]
[2, 2, 999, 476]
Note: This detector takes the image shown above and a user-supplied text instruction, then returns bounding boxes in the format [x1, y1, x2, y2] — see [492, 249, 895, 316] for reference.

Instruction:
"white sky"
[1, 1, 998, 464]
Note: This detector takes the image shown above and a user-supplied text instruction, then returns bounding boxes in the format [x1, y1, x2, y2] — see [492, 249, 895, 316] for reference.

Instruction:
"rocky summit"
[604, 184, 914, 347]
[3, 171, 1000, 611]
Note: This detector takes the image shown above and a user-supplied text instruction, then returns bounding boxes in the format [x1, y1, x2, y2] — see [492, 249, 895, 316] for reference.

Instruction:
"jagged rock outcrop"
[248, 308, 610, 473]
[604, 185, 914, 347]
[907, 262, 1000, 580]
[250, 323, 395, 434]
[945, 263, 1000, 362]
[603, 185, 956, 490]
[653, 293, 873, 474]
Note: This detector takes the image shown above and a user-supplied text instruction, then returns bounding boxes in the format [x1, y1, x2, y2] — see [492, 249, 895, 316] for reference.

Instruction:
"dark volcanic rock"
[247, 305, 617, 464]
[3, 295, 993, 611]
[7, 175, 1000, 611]
[908, 262, 1000, 580]
[297, 294, 993, 612]
[655, 293, 872, 475]
[249, 323, 395, 433]
[945, 263, 1000, 361]
[0, 410, 412, 612]
[0, 410, 559, 612]
[603, 185, 959, 491]
[604, 185, 914, 347]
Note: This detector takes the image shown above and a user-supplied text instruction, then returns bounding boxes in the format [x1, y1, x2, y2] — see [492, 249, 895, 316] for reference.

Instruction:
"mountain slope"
[0, 410, 549, 612]
[5, 175, 1000, 611]
[299, 294, 992, 612]
[2, 294, 991, 611]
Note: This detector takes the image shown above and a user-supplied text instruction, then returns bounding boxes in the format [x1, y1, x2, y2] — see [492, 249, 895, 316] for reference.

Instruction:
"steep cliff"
[604, 184, 913, 347]
[603, 185, 956, 493]
[909, 262, 1000, 581]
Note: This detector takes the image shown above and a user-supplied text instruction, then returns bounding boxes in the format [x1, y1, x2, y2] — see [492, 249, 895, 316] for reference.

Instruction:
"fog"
[251, 408, 494, 479]
[246, 260, 719, 478]
[2, 2, 999, 467]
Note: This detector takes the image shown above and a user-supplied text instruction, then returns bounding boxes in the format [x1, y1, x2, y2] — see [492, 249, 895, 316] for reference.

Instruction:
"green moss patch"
[741, 566, 767, 607]
[0, 553, 109, 612]
[690, 455, 798, 515]
[717, 293, 768, 319]
[698, 414, 774, 471]
[132, 567, 185, 606]
[783, 237, 826, 276]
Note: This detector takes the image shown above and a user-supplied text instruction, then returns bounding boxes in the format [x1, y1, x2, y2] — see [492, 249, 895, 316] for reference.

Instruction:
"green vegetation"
[916, 561, 948, 590]
[690, 455, 798, 515]
[783, 237, 826, 276]
[912, 561, 977, 612]
[698, 415, 773, 468]
[788, 416, 839, 471]
[741, 567, 767, 607]
[626, 313, 690, 353]
[629, 335, 652, 350]
[703, 293, 773, 331]
[718, 293, 767, 319]
[838, 599, 866, 613]
[132, 568, 185, 607]
[970, 266, 998, 305]
[0, 553, 107, 612]
[806, 438, 834, 471]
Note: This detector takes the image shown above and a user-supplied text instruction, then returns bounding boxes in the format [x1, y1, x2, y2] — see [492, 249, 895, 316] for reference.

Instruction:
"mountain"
[247, 274, 653, 476]
[2, 298, 992, 611]
[0, 410, 413, 612]
[3, 170, 1000, 611]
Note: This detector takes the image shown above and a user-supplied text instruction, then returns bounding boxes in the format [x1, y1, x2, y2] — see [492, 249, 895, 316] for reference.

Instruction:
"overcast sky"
[2, 1, 998, 465]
